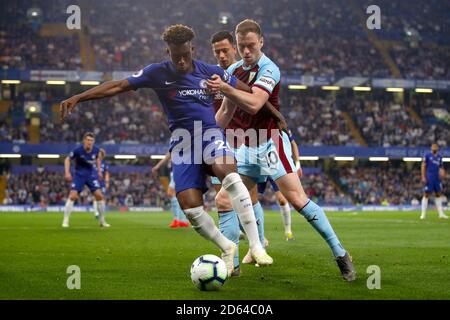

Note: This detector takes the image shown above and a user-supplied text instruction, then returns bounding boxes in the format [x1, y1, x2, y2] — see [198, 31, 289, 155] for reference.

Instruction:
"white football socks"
[222, 173, 263, 251]
[93, 201, 99, 215]
[421, 197, 428, 218]
[184, 206, 233, 252]
[97, 200, 106, 223]
[280, 203, 292, 234]
[64, 199, 74, 220]
[435, 197, 445, 217]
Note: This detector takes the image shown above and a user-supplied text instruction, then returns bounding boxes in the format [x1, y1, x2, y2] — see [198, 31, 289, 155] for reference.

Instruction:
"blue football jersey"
[127, 59, 237, 133]
[423, 152, 443, 180]
[69, 146, 100, 177]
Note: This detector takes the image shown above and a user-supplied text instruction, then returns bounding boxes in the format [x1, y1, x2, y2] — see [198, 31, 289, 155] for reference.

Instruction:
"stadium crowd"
[3, 169, 168, 208]
[286, 94, 358, 146]
[336, 163, 425, 205]
[2, 0, 449, 78]
[40, 91, 170, 144]
[343, 97, 449, 147]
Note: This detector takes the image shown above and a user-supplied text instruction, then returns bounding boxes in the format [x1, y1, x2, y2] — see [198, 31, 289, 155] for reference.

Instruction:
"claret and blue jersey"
[127, 59, 237, 194]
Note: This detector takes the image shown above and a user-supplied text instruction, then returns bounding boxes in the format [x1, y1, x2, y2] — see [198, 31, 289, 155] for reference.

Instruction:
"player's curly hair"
[162, 24, 195, 45]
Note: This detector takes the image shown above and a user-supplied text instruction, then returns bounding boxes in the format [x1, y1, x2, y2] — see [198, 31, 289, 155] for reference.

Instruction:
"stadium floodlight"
[299, 156, 319, 160]
[386, 87, 404, 92]
[37, 154, 60, 159]
[114, 155, 137, 160]
[369, 157, 389, 161]
[353, 86, 371, 92]
[442, 158, 450, 162]
[46, 80, 66, 85]
[151, 155, 166, 160]
[1, 80, 21, 84]
[415, 88, 433, 94]
[80, 81, 100, 86]
[321, 86, 340, 91]
[0, 154, 21, 158]
[288, 85, 308, 90]
[334, 156, 354, 161]
[403, 157, 422, 162]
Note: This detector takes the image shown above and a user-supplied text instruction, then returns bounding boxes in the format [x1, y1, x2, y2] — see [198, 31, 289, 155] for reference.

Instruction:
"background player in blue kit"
[152, 151, 189, 228]
[94, 148, 109, 220]
[59, 24, 273, 276]
[62, 133, 110, 228]
[420, 143, 448, 219]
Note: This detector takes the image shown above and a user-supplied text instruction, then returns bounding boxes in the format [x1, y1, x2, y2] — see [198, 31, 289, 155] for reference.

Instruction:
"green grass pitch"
[0, 210, 449, 300]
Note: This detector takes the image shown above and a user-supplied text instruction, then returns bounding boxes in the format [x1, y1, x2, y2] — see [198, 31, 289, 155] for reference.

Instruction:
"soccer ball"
[190, 254, 228, 291]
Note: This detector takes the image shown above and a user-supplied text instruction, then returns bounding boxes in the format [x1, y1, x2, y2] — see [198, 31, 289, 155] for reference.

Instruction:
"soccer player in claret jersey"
[420, 143, 448, 219]
[59, 24, 273, 276]
[210, 30, 287, 275]
[62, 133, 110, 228]
[208, 19, 356, 281]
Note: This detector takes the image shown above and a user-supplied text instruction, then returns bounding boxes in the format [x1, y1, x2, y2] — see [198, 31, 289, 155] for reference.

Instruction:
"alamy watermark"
[366, 5, 381, 30]
[366, 265, 381, 290]
[66, 5, 81, 30]
[66, 265, 81, 290]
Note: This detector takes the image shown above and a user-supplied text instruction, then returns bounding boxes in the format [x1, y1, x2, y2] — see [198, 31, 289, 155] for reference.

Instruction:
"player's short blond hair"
[235, 19, 262, 37]
[162, 24, 195, 45]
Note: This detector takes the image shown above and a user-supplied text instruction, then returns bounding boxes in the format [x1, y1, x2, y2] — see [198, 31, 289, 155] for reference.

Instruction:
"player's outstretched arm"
[60, 79, 133, 122]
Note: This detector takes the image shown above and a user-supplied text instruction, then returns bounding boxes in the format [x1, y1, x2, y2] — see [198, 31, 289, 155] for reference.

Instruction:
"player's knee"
[94, 193, 103, 201]
[167, 187, 175, 198]
[69, 194, 78, 202]
[221, 172, 242, 190]
[284, 191, 308, 211]
[278, 198, 288, 206]
[183, 206, 204, 223]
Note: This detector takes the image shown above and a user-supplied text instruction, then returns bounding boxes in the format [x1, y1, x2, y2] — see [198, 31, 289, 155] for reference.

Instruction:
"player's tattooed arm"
[234, 80, 287, 131]
[60, 79, 133, 122]
[207, 75, 268, 115]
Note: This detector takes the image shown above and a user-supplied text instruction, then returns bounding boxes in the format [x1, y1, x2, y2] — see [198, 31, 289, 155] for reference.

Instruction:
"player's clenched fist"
[206, 74, 223, 93]
[60, 96, 79, 122]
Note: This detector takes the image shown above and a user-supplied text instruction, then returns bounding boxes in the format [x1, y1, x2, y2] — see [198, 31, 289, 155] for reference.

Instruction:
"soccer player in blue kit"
[62, 133, 110, 228]
[420, 143, 448, 219]
[94, 148, 110, 220]
[59, 24, 273, 276]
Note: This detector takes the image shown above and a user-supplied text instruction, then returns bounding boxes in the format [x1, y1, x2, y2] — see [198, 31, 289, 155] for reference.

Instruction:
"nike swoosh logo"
[165, 81, 176, 85]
